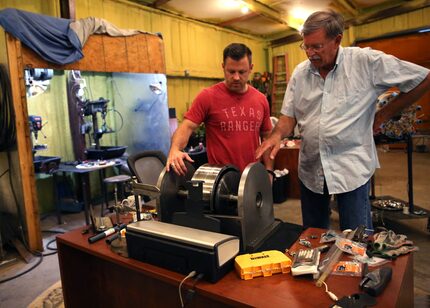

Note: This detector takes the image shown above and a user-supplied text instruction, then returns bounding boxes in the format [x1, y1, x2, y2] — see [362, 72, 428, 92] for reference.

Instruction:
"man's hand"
[166, 149, 194, 176]
[257, 115, 296, 160]
[166, 119, 199, 176]
[373, 110, 385, 135]
[256, 133, 282, 161]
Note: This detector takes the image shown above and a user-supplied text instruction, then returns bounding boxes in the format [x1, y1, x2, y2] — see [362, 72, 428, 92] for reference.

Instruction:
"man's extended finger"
[270, 146, 278, 160]
[256, 143, 270, 159]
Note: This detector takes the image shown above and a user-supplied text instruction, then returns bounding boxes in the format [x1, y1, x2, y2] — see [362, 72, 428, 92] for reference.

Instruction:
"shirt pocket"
[333, 83, 361, 118]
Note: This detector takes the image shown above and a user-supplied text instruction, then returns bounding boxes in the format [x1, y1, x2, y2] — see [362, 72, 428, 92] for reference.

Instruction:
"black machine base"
[126, 229, 235, 283]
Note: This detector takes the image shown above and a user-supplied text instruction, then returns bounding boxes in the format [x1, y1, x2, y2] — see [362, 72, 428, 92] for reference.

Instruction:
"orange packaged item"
[332, 261, 363, 277]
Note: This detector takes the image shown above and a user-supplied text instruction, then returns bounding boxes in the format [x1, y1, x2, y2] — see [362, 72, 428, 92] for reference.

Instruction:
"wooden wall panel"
[20, 33, 166, 74]
[126, 35, 146, 72]
[357, 32, 430, 67]
[147, 35, 166, 73]
[103, 36, 126, 72]
[80, 35, 106, 71]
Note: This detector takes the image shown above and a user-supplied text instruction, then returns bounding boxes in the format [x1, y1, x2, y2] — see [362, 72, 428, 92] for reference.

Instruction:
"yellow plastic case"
[234, 250, 292, 280]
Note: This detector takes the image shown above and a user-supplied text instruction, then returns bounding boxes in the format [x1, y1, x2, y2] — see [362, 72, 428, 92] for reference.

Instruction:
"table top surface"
[54, 159, 125, 173]
[57, 227, 412, 307]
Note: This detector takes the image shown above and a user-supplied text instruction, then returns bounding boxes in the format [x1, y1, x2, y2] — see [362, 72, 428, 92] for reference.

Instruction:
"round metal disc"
[237, 162, 275, 250]
[156, 161, 195, 222]
[214, 167, 240, 215]
[191, 164, 239, 213]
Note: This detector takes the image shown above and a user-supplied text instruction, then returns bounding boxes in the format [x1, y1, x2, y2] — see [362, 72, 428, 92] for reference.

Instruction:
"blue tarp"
[0, 8, 83, 65]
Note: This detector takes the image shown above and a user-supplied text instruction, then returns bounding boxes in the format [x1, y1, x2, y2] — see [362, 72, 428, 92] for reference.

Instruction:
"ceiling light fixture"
[241, 5, 249, 14]
[222, 0, 250, 14]
[288, 7, 313, 32]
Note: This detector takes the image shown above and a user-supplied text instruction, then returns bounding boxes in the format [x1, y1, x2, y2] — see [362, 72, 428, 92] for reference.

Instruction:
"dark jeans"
[300, 179, 373, 231]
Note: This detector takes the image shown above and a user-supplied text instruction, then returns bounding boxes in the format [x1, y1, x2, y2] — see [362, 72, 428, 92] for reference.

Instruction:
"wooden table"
[275, 140, 300, 199]
[56, 227, 413, 307]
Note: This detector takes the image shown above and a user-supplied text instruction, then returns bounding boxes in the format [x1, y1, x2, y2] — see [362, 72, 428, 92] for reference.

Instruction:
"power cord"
[184, 273, 205, 306]
[178, 270, 196, 308]
[322, 281, 338, 302]
[0, 251, 43, 284]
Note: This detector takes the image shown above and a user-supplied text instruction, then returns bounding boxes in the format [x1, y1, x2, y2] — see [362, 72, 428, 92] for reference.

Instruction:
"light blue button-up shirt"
[282, 46, 429, 194]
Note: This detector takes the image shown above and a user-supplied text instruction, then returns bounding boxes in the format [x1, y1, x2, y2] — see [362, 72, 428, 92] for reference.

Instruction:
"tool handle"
[88, 224, 126, 244]
[360, 267, 392, 297]
[316, 228, 357, 287]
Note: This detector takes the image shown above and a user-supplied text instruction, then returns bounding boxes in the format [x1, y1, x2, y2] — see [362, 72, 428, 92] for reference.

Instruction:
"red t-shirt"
[185, 82, 272, 171]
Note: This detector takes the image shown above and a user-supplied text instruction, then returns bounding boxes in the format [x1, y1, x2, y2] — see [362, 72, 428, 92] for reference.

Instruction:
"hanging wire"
[0, 64, 16, 151]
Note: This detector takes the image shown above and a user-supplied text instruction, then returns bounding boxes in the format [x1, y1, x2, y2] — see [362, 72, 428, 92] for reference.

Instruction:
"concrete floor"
[0, 148, 429, 307]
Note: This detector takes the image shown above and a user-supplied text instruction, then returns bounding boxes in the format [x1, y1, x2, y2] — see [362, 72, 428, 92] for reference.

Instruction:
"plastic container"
[273, 174, 288, 203]
[234, 250, 292, 280]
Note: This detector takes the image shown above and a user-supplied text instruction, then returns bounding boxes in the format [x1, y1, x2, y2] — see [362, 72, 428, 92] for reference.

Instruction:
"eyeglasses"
[299, 42, 325, 52]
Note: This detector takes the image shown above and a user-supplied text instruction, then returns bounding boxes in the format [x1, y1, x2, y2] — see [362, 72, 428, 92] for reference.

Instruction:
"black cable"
[42, 230, 66, 234]
[45, 238, 57, 252]
[0, 64, 16, 151]
[0, 252, 43, 284]
[42, 230, 65, 252]
[0, 232, 61, 284]
[0, 150, 57, 283]
[0, 168, 8, 178]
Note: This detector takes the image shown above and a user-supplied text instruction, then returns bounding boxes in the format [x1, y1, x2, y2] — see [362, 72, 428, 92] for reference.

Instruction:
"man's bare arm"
[167, 119, 200, 175]
[374, 73, 430, 133]
[260, 130, 275, 171]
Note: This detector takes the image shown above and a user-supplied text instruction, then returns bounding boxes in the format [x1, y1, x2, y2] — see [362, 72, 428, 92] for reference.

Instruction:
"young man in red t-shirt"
[167, 43, 273, 175]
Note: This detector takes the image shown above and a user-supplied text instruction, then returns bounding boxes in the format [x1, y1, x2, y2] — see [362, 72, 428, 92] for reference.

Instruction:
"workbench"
[56, 227, 413, 307]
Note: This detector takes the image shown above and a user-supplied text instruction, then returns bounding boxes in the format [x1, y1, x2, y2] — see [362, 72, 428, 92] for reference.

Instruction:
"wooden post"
[6, 33, 42, 250]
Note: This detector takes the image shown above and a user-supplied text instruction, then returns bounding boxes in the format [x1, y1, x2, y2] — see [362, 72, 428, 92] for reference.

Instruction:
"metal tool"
[151, 162, 280, 252]
[316, 228, 358, 287]
[29, 115, 48, 152]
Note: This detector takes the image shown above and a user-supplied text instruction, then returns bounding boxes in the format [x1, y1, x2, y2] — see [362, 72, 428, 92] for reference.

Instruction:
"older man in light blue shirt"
[256, 10, 430, 231]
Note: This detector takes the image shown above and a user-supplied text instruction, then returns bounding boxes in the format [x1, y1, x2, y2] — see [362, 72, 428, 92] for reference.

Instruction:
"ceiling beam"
[242, 0, 288, 25]
[332, 0, 359, 17]
[151, 0, 171, 8]
[218, 12, 259, 27]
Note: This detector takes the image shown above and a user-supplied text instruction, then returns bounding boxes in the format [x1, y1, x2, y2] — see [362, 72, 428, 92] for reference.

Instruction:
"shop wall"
[271, 7, 430, 78]
[74, 0, 268, 120]
[0, 0, 59, 15]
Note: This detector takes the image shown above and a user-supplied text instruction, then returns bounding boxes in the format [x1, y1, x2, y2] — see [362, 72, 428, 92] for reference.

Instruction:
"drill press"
[28, 115, 60, 173]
